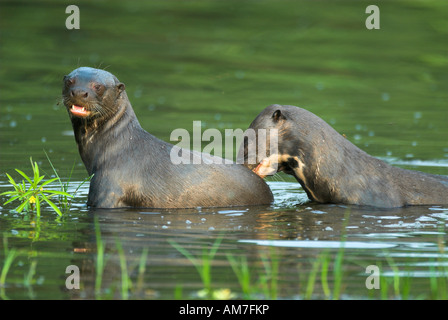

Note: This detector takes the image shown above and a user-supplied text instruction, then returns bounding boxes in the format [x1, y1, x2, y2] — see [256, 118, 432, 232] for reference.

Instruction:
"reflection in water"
[1, 173, 448, 299]
[36, 179, 444, 299]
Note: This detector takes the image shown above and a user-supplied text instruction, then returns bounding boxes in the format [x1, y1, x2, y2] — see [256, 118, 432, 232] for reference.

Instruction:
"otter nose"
[70, 88, 89, 99]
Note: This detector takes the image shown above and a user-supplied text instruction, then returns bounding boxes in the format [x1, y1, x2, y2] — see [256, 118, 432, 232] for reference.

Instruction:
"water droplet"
[381, 92, 390, 101]
[134, 88, 142, 98]
[235, 71, 245, 79]
[9, 120, 17, 128]
[157, 96, 166, 104]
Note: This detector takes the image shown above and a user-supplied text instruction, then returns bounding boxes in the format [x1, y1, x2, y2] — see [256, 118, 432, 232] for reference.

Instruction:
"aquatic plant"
[0, 158, 73, 217]
[44, 151, 93, 213]
[170, 237, 223, 299]
[93, 218, 149, 300]
[0, 236, 18, 300]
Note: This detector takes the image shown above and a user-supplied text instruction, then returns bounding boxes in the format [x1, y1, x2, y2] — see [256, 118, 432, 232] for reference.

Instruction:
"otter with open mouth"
[238, 104, 448, 208]
[62, 67, 273, 208]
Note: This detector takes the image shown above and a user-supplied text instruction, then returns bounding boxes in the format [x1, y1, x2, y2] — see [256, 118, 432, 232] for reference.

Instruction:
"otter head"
[62, 67, 126, 122]
[238, 104, 320, 180]
[240, 104, 359, 203]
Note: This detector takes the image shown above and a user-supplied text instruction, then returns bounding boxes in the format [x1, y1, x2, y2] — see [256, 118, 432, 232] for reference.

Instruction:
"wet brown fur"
[63, 67, 273, 208]
[240, 104, 448, 208]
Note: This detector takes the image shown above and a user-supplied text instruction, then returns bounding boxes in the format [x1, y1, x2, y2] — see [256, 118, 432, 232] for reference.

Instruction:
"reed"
[170, 237, 223, 299]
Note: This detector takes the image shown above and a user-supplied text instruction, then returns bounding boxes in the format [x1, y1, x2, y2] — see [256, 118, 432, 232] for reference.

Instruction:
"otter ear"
[272, 110, 286, 122]
[117, 83, 125, 92]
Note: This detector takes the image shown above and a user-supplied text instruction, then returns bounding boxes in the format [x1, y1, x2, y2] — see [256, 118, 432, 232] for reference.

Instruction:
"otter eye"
[92, 83, 105, 94]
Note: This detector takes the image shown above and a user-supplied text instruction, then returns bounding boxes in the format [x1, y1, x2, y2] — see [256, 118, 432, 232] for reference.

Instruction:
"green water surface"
[0, 0, 447, 301]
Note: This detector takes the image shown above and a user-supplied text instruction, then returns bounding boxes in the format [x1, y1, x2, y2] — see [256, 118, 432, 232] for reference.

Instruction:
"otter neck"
[72, 99, 143, 176]
[301, 133, 384, 203]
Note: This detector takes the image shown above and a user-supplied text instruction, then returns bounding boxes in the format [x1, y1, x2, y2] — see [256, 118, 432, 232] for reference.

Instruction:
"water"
[1, 0, 447, 300]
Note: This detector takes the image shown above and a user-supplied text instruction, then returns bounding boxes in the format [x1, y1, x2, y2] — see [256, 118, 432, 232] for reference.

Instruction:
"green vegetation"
[1, 229, 447, 300]
[94, 216, 106, 298]
[169, 237, 223, 299]
[92, 218, 149, 300]
[169, 235, 448, 300]
[0, 154, 92, 217]
[0, 237, 18, 300]
[44, 151, 93, 214]
[0, 158, 73, 217]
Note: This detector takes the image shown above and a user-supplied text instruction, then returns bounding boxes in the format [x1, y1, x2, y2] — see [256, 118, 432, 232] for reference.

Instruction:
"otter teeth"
[72, 105, 86, 111]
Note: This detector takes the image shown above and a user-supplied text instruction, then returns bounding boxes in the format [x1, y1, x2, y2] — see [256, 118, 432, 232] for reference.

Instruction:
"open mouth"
[252, 158, 277, 178]
[70, 105, 91, 118]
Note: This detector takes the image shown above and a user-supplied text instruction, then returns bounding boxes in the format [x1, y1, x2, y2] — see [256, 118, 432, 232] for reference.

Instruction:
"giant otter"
[238, 104, 448, 208]
[62, 67, 273, 208]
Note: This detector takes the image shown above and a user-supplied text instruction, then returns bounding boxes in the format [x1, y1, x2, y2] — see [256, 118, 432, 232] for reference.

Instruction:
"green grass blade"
[169, 240, 200, 270]
[74, 174, 94, 194]
[40, 177, 60, 188]
[305, 257, 321, 299]
[42, 190, 74, 198]
[320, 251, 331, 299]
[5, 173, 19, 189]
[227, 254, 251, 298]
[15, 198, 31, 213]
[14, 169, 33, 186]
[209, 236, 223, 260]
[44, 150, 64, 190]
[35, 175, 46, 186]
[19, 190, 36, 200]
[2, 195, 22, 205]
[31, 158, 39, 185]
[94, 217, 105, 299]
[0, 191, 20, 197]
[35, 194, 41, 217]
[40, 193, 62, 216]
[0, 248, 18, 286]
[115, 238, 130, 300]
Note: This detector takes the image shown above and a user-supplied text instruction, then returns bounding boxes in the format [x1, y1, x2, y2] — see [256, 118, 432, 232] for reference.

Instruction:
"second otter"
[239, 104, 448, 208]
